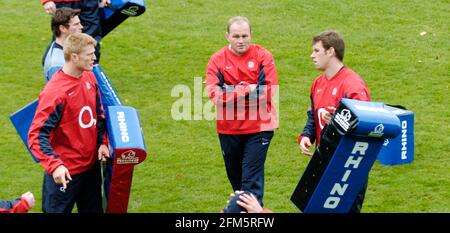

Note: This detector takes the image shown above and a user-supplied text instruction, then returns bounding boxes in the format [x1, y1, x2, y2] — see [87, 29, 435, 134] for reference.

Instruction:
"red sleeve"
[257, 49, 278, 98]
[261, 49, 278, 86]
[206, 55, 255, 105]
[11, 198, 31, 213]
[0, 198, 30, 213]
[28, 88, 65, 175]
[92, 74, 108, 146]
[246, 49, 279, 122]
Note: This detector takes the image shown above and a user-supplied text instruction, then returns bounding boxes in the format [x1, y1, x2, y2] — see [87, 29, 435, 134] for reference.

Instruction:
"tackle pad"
[92, 65, 147, 213]
[377, 105, 414, 165]
[101, 0, 146, 37]
[291, 98, 401, 213]
[104, 105, 146, 212]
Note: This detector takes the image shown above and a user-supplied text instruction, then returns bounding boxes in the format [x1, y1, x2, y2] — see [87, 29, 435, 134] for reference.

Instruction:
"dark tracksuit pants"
[219, 131, 274, 207]
[42, 163, 103, 213]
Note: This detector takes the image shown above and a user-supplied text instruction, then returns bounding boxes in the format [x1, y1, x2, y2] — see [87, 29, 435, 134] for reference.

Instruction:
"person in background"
[29, 33, 109, 213]
[40, 0, 110, 63]
[206, 16, 279, 208]
[42, 7, 82, 82]
[297, 30, 371, 212]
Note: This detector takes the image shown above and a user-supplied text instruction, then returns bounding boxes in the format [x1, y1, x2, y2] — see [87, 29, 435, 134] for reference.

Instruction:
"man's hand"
[99, 0, 111, 8]
[322, 106, 336, 124]
[235, 191, 263, 213]
[43, 1, 56, 15]
[98, 144, 110, 161]
[52, 165, 72, 189]
[299, 136, 312, 156]
[236, 81, 257, 93]
[21, 192, 35, 209]
[248, 84, 257, 92]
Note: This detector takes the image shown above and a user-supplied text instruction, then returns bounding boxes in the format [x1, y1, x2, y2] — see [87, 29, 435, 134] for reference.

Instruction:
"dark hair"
[51, 7, 81, 37]
[312, 30, 345, 62]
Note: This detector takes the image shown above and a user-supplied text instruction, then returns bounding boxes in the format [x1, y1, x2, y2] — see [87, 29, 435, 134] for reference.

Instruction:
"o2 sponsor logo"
[79, 106, 96, 129]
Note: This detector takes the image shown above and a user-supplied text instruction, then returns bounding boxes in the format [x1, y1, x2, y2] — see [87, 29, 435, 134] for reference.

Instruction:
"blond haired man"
[29, 33, 109, 213]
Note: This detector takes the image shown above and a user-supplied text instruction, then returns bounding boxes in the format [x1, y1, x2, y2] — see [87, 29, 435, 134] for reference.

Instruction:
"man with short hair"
[298, 30, 371, 212]
[42, 7, 82, 81]
[40, 0, 109, 63]
[29, 33, 109, 213]
[206, 16, 279, 207]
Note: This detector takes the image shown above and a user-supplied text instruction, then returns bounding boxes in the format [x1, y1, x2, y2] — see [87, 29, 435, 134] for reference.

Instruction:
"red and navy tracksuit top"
[299, 66, 371, 145]
[206, 44, 279, 134]
[28, 70, 106, 176]
[0, 198, 31, 213]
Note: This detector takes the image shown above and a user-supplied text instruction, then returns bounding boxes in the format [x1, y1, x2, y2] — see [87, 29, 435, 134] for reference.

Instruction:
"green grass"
[0, 0, 448, 213]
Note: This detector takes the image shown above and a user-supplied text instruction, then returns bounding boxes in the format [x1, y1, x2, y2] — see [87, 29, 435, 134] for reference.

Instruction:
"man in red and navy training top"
[28, 33, 109, 213]
[298, 30, 371, 212]
[206, 16, 278, 207]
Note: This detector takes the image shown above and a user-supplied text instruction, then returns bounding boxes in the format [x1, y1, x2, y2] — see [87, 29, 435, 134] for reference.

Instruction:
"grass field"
[0, 0, 448, 213]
